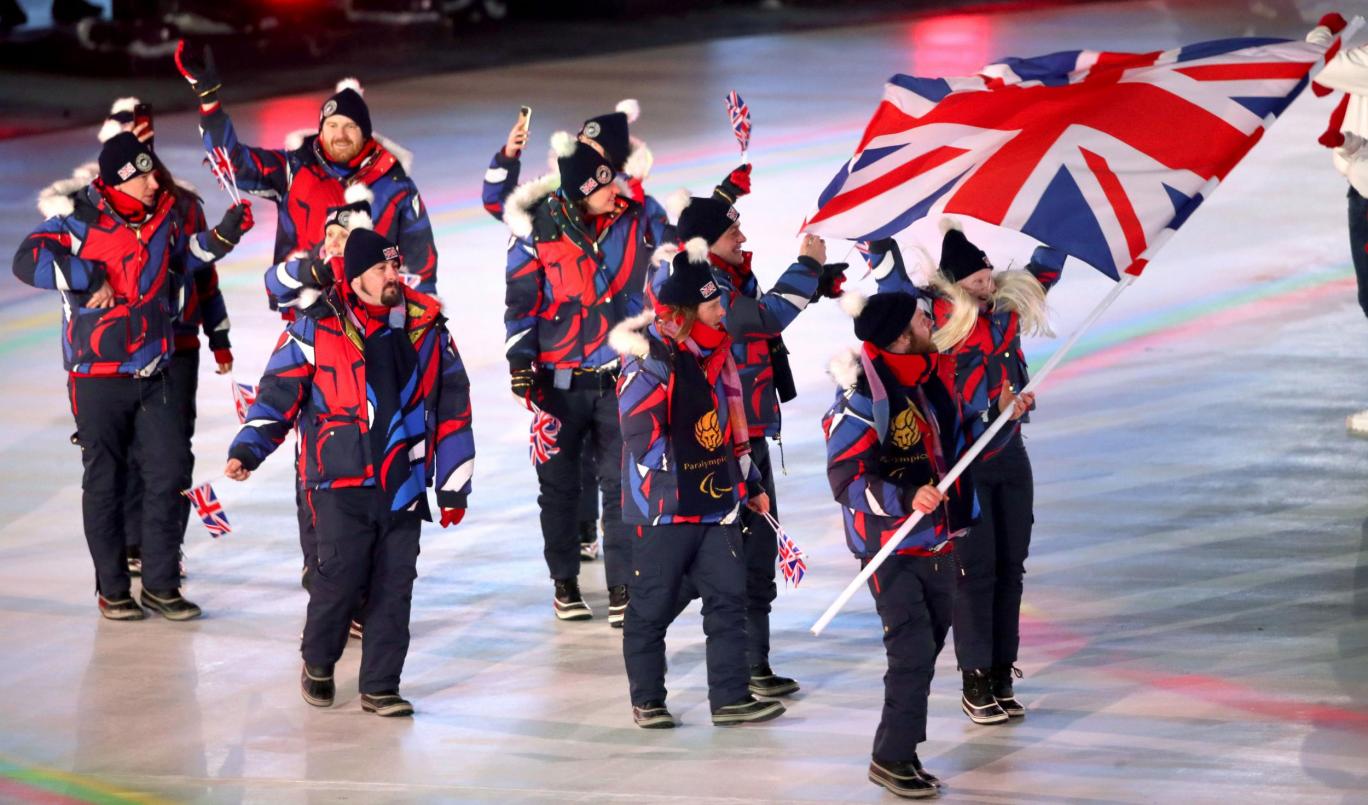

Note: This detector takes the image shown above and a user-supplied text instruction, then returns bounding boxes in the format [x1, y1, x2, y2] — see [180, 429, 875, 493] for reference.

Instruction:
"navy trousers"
[867, 552, 955, 764]
[69, 371, 190, 597]
[675, 436, 779, 669]
[124, 349, 199, 548]
[952, 432, 1034, 671]
[623, 523, 748, 711]
[535, 382, 629, 587]
[1348, 186, 1368, 319]
[302, 488, 421, 694]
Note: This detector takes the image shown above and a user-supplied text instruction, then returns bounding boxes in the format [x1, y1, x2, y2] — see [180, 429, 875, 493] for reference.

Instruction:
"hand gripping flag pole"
[809, 21, 1361, 636]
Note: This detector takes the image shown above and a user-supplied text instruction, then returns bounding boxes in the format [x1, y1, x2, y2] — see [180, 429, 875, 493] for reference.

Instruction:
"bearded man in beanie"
[868, 222, 1062, 725]
[225, 230, 474, 717]
[39, 97, 239, 580]
[610, 240, 783, 728]
[824, 287, 1029, 797]
[14, 132, 252, 621]
[502, 132, 670, 625]
[653, 169, 846, 698]
[482, 100, 674, 562]
[175, 43, 439, 293]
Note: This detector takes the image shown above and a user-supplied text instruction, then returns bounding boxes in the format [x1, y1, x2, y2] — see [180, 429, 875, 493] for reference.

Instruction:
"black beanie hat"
[98, 132, 156, 186]
[580, 111, 630, 172]
[343, 228, 400, 281]
[325, 185, 373, 231]
[854, 292, 918, 349]
[658, 242, 722, 307]
[676, 196, 739, 245]
[939, 222, 992, 282]
[319, 87, 373, 142]
[558, 141, 617, 202]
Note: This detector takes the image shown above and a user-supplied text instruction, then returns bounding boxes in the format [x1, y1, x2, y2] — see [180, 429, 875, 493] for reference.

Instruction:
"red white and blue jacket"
[502, 175, 670, 371]
[822, 348, 977, 557]
[871, 240, 1063, 460]
[36, 164, 232, 358]
[15, 182, 221, 377]
[227, 287, 474, 514]
[649, 250, 820, 439]
[612, 312, 762, 526]
[200, 108, 438, 293]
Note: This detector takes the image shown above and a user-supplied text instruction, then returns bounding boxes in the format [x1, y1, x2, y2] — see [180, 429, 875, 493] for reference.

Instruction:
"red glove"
[213, 348, 233, 365]
[716, 163, 752, 202]
[623, 176, 646, 205]
[1319, 12, 1348, 35]
[239, 200, 254, 234]
[440, 508, 465, 528]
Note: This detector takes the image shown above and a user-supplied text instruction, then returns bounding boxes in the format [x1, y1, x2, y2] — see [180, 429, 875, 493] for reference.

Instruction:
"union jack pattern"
[805, 35, 1346, 279]
[528, 400, 561, 466]
[232, 381, 257, 425]
[724, 90, 751, 156]
[184, 481, 231, 537]
[765, 512, 807, 588]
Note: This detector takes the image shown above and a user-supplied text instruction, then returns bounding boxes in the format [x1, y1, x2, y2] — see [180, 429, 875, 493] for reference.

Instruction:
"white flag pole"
[810, 274, 1135, 636]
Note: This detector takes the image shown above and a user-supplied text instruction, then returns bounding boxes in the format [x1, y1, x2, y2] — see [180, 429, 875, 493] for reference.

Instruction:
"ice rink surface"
[0, 0, 1365, 801]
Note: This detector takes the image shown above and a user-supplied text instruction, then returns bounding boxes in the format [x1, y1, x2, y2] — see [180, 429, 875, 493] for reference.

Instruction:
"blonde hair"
[928, 271, 977, 353]
[992, 270, 1054, 337]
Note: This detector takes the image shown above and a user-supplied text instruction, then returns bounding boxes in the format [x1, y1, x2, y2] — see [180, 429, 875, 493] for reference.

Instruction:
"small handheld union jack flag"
[854, 240, 886, 277]
[231, 381, 257, 425]
[204, 145, 242, 205]
[183, 481, 231, 538]
[528, 400, 561, 467]
[724, 90, 751, 162]
[762, 512, 807, 588]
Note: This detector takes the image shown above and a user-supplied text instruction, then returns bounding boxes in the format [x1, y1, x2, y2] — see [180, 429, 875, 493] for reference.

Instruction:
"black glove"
[510, 366, 538, 401]
[713, 163, 752, 204]
[307, 255, 335, 288]
[174, 41, 222, 103]
[812, 262, 849, 301]
[207, 201, 253, 258]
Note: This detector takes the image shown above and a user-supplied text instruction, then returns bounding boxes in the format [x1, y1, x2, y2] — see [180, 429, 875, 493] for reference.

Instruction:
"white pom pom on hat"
[344, 184, 373, 205]
[108, 97, 140, 115]
[663, 188, 692, 223]
[839, 289, 868, 318]
[335, 77, 364, 95]
[616, 98, 640, 123]
[684, 236, 710, 263]
[938, 216, 963, 234]
[550, 130, 578, 158]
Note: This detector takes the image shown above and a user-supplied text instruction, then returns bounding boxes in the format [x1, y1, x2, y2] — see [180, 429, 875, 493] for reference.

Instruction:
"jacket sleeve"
[503, 235, 543, 370]
[199, 106, 292, 201]
[184, 200, 231, 350]
[641, 194, 676, 253]
[263, 253, 324, 310]
[433, 324, 475, 509]
[396, 180, 438, 293]
[1025, 244, 1065, 291]
[870, 239, 920, 295]
[617, 351, 671, 473]
[723, 256, 821, 341]
[12, 217, 101, 292]
[481, 149, 521, 221]
[1316, 42, 1368, 95]
[822, 394, 912, 520]
[227, 319, 315, 470]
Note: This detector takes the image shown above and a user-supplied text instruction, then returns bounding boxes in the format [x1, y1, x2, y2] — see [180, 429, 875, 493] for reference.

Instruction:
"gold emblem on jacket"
[700, 471, 734, 499]
[891, 406, 923, 450]
[695, 410, 725, 451]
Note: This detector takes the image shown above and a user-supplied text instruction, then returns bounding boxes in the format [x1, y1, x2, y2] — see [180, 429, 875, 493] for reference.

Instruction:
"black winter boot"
[553, 578, 592, 620]
[961, 669, 1008, 724]
[868, 755, 939, 798]
[301, 664, 335, 707]
[992, 664, 1025, 717]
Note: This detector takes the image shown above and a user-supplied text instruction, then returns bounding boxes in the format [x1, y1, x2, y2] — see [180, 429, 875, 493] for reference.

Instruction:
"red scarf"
[708, 251, 752, 288]
[866, 342, 936, 387]
[94, 178, 152, 223]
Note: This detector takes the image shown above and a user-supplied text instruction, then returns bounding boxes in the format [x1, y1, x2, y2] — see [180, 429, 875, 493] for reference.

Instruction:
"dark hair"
[657, 303, 698, 340]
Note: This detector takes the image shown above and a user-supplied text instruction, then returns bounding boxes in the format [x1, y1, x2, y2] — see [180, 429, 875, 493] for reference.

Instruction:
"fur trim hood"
[503, 172, 561, 240]
[37, 162, 197, 219]
[283, 128, 414, 174]
[828, 347, 863, 390]
[609, 309, 657, 360]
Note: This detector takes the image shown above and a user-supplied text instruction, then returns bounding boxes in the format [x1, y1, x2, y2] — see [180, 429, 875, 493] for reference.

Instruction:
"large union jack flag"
[804, 35, 1347, 279]
[183, 481, 231, 537]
